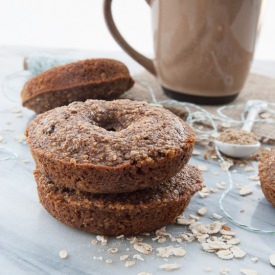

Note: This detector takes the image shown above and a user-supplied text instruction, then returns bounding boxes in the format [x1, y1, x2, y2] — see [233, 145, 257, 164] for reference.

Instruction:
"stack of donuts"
[23, 59, 203, 236]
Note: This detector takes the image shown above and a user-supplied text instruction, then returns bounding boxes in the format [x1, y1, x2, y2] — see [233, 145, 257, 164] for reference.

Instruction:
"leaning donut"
[21, 59, 134, 114]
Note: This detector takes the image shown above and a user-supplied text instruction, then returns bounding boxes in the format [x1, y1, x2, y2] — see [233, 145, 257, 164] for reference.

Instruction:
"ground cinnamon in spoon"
[217, 129, 258, 145]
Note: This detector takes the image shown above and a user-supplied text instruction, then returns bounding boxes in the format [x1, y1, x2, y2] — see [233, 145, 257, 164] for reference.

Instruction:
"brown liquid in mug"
[151, 0, 263, 103]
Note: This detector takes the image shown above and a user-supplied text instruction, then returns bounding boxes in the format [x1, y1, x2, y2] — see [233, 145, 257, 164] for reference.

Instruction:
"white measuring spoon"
[214, 100, 267, 158]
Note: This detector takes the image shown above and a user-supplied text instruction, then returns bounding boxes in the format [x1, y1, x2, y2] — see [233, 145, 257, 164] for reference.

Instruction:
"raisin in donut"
[21, 59, 134, 114]
[259, 149, 275, 206]
[35, 165, 203, 236]
[26, 99, 195, 193]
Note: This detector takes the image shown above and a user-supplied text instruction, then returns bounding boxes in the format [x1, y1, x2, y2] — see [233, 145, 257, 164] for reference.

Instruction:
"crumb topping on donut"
[259, 149, 275, 186]
[26, 99, 195, 167]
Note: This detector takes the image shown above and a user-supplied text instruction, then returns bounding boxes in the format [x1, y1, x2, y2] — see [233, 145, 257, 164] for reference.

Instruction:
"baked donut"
[26, 99, 195, 193]
[35, 165, 203, 236]
[21, 58, 134, 113]
[259, 149, 275, 206]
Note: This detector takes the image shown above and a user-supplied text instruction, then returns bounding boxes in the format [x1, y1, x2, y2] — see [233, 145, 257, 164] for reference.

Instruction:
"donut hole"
[89, 107, 135, 132]
[96, 117, 127, 132]
[104, 125, 117, 132]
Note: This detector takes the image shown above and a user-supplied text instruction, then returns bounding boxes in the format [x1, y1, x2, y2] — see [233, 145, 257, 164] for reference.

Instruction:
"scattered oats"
[208, 236, 218, 242]
[192, 150, 201, 156]
[197, 234, 209, 243]
[128, 236, 143, 244]
[176, 238, 183, 243]
[179, 233, 195, 242]
[220, 160, 233, 171]
[59, 249, 68, 259]
[105, 259, 113, 264]
[239, 187, 253, 196]
[212, 213, 223, 220]
[198, 207, 208, 216]
[260, 112, 271, 119]
[190, 221, 223, 235]
[216, 249, 234, 260]
[220, 229, 236, 236]
[170, 236, 177, 242]
[151, 236, 159, 242]
[3, 127, 14, 132]
[202, 187, 210, 193]
[210, 187, 218, 193]
[235, 183, 244, 190]
[158, 236, 167, 243]
[93, 256, 103, 261]
[138, 273, 152, 275]
[208, 222, 224, 234]
[198, 192, 208, 198]
[230, 246, 246, 258]
[189, 214, 200, 220]
[232, 169, 237, 173]
[227, 238, 240, 245]
[5, 120, 11, 125]
[159, 263, 181, 271]
[108, 247, 118, 254]
[248, 175, 260, 181]
[250, 257, 258, 263]
[202, 241, 231, 252]
[213, 171, 220, 176]
[0, 135, 5, 143]
[142, 232, 151, 236]
[198, 164, 208, 172]
[116, 234, 125, 239]
[16, 114, 23, 118]
[176, 216, 196, 225]
[240, 268, 258, 275]
[221, 122, 231, 128]
[133, 254, 144, 261]
[189, 222, 208, 235]
[120, 255, 129, 261]
[156, 246, 186, 258]
[22, 159, 30, 164]
[14, 134, 27, 144]
[133, 242, 153, 255]
[220, 267, 230, 274]
[10, 107, 21, 113]
[244, 166, 254, 172]
[155, 227, 173, 240]
[216, 182, 226, 189]
[269, 253, 275, 267]
[125, 260, 135, 268]
[91, 239, 98, 245]
[96, 235, 108, 245]
[204, 266, 213, 272]
[211, 132, 220, 138]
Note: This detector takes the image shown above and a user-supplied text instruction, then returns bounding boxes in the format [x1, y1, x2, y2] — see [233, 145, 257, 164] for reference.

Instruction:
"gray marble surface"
[0, 46, 274, 275]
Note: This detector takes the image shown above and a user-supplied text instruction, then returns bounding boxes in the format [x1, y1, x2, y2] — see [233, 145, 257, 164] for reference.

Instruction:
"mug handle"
[103, 0, 156, 76]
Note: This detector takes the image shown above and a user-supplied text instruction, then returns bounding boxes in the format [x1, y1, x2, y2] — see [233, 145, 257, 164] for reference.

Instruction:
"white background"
[0, 0, 274, 60]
